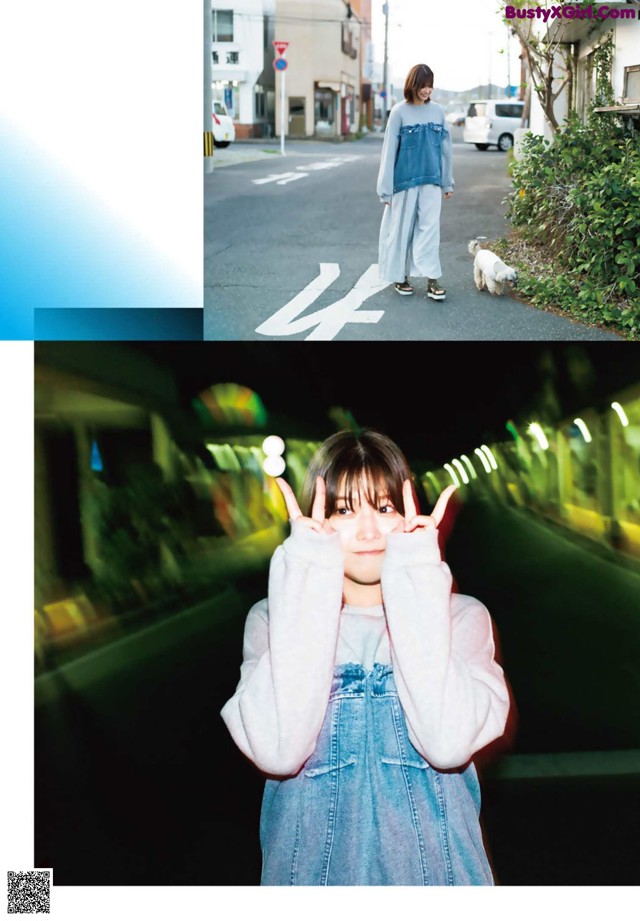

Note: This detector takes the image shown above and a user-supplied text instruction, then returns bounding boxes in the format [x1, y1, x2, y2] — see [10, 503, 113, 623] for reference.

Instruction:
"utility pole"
[204, 0, 213, 173]
[382, 2, 389, 122]
[280, 66, 286, 156]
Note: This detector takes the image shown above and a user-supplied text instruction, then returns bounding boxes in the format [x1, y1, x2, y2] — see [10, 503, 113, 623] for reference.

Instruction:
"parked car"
[212, 101, 235, 148]
[463, 100, 524, 151]
[446, 112, 466, 127]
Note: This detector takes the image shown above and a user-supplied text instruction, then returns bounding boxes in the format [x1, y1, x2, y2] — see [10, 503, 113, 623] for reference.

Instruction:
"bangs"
[326, 462, 401, 514]
[300, 430, 414, 518]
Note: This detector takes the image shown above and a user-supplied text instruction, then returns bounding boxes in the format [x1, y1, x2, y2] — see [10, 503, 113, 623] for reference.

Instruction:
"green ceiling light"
[460, 454, 477, 480]
[443, 463, 460, 488]
[474, 447, 491, 473]
[452, 458, 469, 485]
[207, 443, 242, 471]
[505, 420, 519, 441]
[573, 418, 592, 444]
[480, 445, 498, 470]
[425, 471, 441, 491]
[528, 422, 549, 450]
[611, 402, 629, 427]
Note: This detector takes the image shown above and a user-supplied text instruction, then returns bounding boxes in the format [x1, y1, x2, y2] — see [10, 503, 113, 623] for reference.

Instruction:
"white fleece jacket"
[220, 522, 509, 776]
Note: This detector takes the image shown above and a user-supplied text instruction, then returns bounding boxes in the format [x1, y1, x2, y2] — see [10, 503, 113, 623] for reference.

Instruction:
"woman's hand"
[397, 480, 457, 533]
[275, 476, 336, 535]
[443, 191, 453, 200]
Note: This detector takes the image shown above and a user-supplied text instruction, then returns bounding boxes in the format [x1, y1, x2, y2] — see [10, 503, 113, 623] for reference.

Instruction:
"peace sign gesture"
[399, 480, 457, 533]
[275, 476, 336, 535]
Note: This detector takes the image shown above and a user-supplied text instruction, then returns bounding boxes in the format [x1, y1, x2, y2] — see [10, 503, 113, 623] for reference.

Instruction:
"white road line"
[276, 172, 308, 185]
[252, 171, 298, 185]
[252, 155, 362, 185]
[255, 263, 387, 341]
[297, 161, 344, 171]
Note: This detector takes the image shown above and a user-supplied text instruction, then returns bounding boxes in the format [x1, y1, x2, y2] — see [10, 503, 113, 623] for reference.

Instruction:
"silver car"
[463, 100, 524, 151]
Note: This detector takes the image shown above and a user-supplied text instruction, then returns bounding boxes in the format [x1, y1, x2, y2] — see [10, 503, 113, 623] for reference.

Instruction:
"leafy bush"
[506, 110, 640, 336]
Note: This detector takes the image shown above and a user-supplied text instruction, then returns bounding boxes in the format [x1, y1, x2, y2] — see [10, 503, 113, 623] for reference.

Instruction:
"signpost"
[272, 40, 289, 155]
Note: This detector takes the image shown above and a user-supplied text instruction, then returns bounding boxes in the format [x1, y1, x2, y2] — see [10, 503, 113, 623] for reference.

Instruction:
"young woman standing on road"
[377, 64, 454, 300]
[221, 430, 509, 885]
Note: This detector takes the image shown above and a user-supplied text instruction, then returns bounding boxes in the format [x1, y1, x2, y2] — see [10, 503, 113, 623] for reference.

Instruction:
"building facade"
[211, 1, 276, 138]
[351, 0, 373, 130]
[525, 11, 640, 138]
[274, 0, 362, 138]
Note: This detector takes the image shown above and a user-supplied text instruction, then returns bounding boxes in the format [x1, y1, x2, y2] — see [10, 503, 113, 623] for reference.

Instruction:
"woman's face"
[328, 474, 403, 592]
[415, 84, 433, 103]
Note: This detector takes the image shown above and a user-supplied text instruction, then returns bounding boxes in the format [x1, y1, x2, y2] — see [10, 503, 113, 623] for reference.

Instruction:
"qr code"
[7, 871, 50, 914]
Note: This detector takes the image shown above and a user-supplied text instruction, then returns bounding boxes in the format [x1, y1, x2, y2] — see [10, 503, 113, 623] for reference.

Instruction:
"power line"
[212, 11, 373, 27]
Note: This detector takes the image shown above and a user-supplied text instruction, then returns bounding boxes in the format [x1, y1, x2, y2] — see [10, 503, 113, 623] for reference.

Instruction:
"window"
[623, 65, 640, 102]
[212, 10, 233, 42]
[467, 103, 487, 117]
[226, 51, 239, 65]
[212, 51, 219, 65]
[495, 104, 523, 119]
[341, 22, 357, 59]
[255, 85, 265, 119]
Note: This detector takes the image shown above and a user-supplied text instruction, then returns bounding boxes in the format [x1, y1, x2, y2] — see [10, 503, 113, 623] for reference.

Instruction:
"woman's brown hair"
[300, 430, 416, 518]
[404, 63, 434, 103]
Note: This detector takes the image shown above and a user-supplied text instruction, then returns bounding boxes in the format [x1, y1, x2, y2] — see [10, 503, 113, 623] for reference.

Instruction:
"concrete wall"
[275, 0, 360, 137]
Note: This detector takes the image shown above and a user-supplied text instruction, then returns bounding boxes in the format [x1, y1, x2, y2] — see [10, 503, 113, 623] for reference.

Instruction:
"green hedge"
[507, 111, 640, 336]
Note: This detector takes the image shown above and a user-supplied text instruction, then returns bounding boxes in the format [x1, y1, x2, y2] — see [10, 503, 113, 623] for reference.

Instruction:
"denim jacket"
[377, 101, 454, 202]
[394, 121, 450, 192]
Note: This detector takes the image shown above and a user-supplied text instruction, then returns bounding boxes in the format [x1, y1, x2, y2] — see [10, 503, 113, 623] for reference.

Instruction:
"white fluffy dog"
[468, 240, 518, 295]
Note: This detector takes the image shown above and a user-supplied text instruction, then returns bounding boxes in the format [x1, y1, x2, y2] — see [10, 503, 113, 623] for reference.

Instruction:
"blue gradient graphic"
[34, 308, 202, 340]
[0, 122, 201, 340]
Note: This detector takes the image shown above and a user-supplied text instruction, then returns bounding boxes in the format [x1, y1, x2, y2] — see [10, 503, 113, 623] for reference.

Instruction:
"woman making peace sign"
[221, 430, 509, 886]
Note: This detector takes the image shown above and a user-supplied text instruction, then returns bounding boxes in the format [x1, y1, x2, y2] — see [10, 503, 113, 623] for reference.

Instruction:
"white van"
[463, 100, 524, 151]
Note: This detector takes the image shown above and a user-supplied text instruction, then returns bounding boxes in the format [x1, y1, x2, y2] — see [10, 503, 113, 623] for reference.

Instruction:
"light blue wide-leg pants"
[378, 184, 443, 283]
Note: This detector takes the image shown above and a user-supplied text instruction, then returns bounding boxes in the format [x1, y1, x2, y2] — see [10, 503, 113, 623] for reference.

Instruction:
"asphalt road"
[35, 501, 640, 887]
[204, 135, 620, 342]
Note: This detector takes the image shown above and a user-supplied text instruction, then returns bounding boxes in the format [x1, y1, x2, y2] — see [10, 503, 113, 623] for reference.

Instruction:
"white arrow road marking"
[297, 157, 361, 171]
[276, 172, 308, 185]
[297, 161, 343, 171]
[252, 172, 299, 185]
[255, 263, 387, 341]
[253, 156, 361, 184]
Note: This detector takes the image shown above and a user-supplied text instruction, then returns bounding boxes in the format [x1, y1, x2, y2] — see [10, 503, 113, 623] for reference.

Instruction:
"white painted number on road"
[255, 264, 387, 341]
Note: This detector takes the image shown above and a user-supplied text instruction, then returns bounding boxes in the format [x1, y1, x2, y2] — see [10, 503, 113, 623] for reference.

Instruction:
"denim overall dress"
[259, 663, 494, 885]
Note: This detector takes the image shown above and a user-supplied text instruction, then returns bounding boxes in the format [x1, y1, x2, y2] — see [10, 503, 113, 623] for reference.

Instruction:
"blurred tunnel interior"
[33, 341, 640, 886]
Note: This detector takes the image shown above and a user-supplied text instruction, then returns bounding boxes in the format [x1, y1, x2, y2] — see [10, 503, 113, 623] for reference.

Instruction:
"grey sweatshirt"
[220, 522, 509, 777]
[376, 100, 455, 201]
